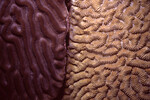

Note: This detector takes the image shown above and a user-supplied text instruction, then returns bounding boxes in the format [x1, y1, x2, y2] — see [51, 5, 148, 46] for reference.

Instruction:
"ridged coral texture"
[63, 0, 150, 100]
[0, 0, 68, 100]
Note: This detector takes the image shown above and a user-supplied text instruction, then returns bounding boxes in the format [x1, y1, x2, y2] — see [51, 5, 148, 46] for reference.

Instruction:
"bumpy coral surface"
[64, 0, 150, 100]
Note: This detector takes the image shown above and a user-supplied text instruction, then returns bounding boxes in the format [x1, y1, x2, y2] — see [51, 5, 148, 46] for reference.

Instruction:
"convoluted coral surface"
[64, 0, 150, 100]
[0, 0, 68, 100]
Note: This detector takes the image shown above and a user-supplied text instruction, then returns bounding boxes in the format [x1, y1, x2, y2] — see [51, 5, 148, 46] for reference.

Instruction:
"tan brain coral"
[64, 0, 150, 100]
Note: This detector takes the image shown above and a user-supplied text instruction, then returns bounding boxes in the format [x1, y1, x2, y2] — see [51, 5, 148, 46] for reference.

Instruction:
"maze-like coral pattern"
[64, 0, 150, 100]
[0, 0, 68, 100]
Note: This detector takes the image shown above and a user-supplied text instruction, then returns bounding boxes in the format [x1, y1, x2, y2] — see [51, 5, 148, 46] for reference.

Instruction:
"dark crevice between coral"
[65, 0, 71, 11]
